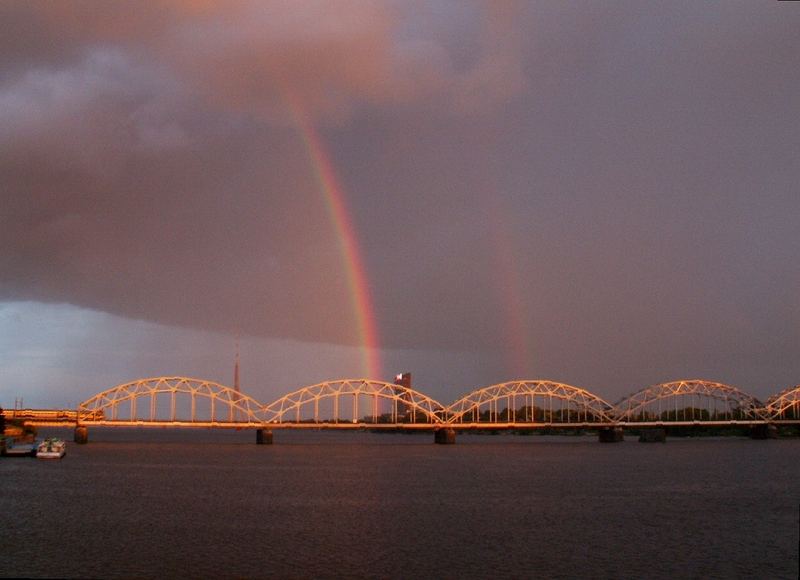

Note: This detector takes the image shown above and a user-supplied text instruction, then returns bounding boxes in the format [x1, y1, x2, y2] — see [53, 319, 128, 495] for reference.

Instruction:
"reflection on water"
[1, 428, 798, 579]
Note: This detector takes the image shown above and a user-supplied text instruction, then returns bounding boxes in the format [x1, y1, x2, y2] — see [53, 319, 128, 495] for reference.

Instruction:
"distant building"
[394, 372, 411, 390]
[394, 372, 412, 421]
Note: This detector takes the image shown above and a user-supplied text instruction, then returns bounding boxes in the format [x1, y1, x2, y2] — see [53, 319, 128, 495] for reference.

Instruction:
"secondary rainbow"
[486, 199, 532, 378]
[286, 100, 382, 380]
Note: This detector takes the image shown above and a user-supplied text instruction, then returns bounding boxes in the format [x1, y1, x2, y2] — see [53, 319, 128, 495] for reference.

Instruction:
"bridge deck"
[6, 409, 799, 429]
[10, 417, 796, 429]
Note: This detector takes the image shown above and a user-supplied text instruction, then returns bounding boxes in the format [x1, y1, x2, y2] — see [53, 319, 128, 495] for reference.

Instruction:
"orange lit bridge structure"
[5, 377, 800, 444]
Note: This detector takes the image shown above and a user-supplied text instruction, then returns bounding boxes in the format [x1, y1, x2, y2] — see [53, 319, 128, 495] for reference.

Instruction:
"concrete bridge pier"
[434, 428, 456, 444]
[256, 428, 273, 445]
[639, 428, 666, 443]
[74, 426, 89, 444]
[750, 424, 778, 440]
[598, 427, 624, 443]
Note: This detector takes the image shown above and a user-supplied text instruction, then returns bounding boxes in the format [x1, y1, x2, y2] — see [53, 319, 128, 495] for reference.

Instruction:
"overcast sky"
[2, 1, 799, 407]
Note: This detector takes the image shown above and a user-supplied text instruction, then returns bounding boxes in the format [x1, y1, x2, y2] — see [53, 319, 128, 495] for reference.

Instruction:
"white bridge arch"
[445, 380, 617, 425]
[261, 379, 448, 425]
[78, 377, 265, 425]
[613, 379, 767, 422]
[765, 385, 800, 421]
[61, 375, 800, 434]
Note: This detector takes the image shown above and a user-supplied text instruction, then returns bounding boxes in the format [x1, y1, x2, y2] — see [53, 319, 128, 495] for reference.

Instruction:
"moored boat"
[36, 438, 66, 459]
[3, 438, 37, 457]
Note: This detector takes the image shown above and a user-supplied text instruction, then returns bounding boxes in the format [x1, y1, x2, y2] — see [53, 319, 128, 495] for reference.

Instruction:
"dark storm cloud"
[1, 1, 799, 391]
[0, 0, 526, 345]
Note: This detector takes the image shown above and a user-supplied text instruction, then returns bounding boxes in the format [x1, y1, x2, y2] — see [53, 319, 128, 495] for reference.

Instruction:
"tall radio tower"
[233, 336, 241, 420]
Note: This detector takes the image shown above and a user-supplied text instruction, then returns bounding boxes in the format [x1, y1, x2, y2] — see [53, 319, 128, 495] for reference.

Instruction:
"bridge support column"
[434, 428, 456, 445]
[750, 424, 778, 440]
[74, 426, 89, 444]
[639, 428, 666, 443]
[256, 429, 273, 445]
[598, 427, 624, 443]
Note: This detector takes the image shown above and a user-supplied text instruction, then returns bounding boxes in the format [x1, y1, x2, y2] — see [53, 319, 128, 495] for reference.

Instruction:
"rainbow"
[486, 200, 531, 378]
[285, 100, 382, 380]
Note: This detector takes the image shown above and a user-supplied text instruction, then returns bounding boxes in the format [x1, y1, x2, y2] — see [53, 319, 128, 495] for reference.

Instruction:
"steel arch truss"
[765, 385, 800, 420]
[78, 377, 265, 425]
[445, 380, 616, 425]
[614, 380, 766, 422]
[261, 380, 447, 425]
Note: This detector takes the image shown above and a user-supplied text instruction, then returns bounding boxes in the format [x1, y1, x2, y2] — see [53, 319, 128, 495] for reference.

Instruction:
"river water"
[1, 429, 798, 579]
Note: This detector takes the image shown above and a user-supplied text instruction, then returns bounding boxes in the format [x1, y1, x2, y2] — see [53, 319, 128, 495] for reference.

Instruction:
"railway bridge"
[3, 377, 798, 444]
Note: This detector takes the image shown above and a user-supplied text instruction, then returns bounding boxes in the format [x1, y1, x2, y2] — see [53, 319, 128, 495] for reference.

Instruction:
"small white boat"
[36, 438, 66, 459]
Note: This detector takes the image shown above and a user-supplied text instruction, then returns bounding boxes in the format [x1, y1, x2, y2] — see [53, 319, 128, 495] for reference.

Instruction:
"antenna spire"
[234, 335, 241, 396]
